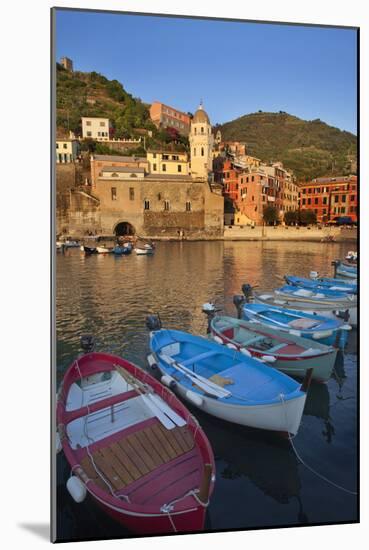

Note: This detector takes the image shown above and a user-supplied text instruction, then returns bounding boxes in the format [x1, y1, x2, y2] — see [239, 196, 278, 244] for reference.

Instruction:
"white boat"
[96, 245, 113, 254]
[135, 243, 154, 255]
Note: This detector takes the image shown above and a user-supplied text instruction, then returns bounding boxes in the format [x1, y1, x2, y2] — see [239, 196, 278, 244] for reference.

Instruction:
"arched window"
[164, 200, 170, 211]
[201, 147, 204, 157]
[201, 127, 204, 134]
[111, 172, 119, 177]
[194, 127, 197, 135]
[144, 200, 150, 210]
[194, 148, 196, 156]
[186, 201, 191, 212]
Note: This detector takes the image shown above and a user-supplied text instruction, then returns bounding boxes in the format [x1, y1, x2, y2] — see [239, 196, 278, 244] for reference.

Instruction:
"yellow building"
[189, 104, 214, 180]
[56, 139, 80, 163]
[147, 151, 189, 175]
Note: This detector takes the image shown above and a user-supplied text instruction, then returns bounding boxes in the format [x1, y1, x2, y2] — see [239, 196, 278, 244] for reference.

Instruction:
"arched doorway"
[114, 221, 136, 236]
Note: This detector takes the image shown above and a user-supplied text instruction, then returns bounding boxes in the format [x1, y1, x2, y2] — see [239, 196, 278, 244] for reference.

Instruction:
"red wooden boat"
[56, 351, 215, 535]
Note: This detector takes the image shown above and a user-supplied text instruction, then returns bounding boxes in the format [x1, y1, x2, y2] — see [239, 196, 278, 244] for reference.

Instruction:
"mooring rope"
[279, 393, 357, 496]
[73, 359, 130, 502]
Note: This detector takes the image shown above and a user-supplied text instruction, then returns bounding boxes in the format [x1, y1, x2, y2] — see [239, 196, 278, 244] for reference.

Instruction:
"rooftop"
[145, 174, 193, 182]
[93, 155, 148, 163]
[192, 104, 210, 124]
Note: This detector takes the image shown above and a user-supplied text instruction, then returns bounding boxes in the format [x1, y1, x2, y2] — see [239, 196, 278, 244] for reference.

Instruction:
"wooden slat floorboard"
[134, 431, 163, 469]
[79, 422, 196, 492]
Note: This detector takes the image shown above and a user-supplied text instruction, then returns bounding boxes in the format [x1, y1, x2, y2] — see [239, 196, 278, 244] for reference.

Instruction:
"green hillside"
[56, 63, 156, 138]
[217, 112, 357, 181]
[56, 64, 188, 152]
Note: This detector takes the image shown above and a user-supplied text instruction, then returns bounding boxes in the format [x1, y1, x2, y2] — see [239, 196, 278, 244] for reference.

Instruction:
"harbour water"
[56, 241, 358, 540]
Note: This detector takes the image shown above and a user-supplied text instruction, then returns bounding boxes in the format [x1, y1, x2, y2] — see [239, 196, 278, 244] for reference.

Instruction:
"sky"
[55, 9, 358, 134]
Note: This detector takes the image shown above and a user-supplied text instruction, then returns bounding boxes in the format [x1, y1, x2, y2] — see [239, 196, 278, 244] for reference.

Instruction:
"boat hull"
[259, 353, 335, 382]
[336, 266, 357, 280]
[135, 248, 154, 255]
[242, 305, 350, 347]
[156, 369, 307, 435]
[91, 490, 206, 535]
[209, 322, 337, 382]
[253, 296, 357, 328]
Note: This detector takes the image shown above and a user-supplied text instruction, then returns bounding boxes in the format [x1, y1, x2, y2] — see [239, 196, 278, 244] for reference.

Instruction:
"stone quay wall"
[223, 225, 357, 242]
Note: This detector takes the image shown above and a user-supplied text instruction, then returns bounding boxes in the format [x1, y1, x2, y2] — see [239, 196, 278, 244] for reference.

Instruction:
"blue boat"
[332, 260, 357, 280]
[285, 275, 357, 295]
[240, 303, 351, 348]
[148, 328, 311, 435]
[112, 243, 133, 255]
[275, 284, 356, 302]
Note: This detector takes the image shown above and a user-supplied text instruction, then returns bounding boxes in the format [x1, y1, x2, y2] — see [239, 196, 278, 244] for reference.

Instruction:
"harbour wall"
[222, 226, 357, 242]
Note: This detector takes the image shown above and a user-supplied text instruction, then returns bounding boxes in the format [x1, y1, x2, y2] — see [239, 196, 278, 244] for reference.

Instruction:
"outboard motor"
[241, 283, 254, 302]
[202, 302, 221, 333]
[233, 295, 246, 319]
[336, 309, 350, 322]
[146, 314, 162, 331]
[80, 334, 95, 353]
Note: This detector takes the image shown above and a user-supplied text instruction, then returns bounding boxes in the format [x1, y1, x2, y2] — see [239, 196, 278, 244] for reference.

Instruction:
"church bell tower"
[189, 103, 214, 179]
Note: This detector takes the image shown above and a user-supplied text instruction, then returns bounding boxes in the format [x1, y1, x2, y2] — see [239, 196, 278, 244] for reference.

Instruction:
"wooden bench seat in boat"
[234, 334, 265, 346]
[79, 418, 199, 505]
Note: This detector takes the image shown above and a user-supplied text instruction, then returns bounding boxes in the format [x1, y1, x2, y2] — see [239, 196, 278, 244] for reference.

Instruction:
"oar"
[115, 365, 176, 430]
[148, 394, 187, 427]
[161, 356, 231, 398]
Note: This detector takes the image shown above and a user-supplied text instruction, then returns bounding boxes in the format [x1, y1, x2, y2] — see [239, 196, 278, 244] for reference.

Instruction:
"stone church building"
[56, 104, 224, 239]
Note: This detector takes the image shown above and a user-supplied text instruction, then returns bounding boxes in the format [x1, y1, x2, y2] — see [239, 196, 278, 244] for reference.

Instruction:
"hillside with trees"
[56, 63, 189, 153]
[217, 112, 357, 181]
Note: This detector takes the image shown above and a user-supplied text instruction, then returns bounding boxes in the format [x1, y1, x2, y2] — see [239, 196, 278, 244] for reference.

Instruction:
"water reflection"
[196, 411, 302, 506]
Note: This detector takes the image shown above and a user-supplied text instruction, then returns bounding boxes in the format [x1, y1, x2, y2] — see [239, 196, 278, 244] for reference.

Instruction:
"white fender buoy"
[312, 330, 332, 339]
[226, 343, 237, 350]
[213, 335, 224, 345]
[186, 390, 203, 407]
[261, 355, 277, 363]
[240, 348, 252, 357]
[341, 324, 352, 331]
[67, 476, 87, 503]
[147, 354, 158, 369]
[161, 374, 175, 387]
[56, 431, 62, 454]
[310, 271, 319, 279]
[289, 329, 301, 337]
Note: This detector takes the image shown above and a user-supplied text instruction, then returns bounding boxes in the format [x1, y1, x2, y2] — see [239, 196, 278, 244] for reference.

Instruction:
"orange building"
[298, 175, 357, 223]
[149, 102, 191, 135]
[236, 167, 279, 225]
[219, 159, 240, 203]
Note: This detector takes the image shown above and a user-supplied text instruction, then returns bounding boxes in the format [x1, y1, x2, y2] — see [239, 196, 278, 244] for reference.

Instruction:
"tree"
[80, 138, 96, 153]
[299, 209, 317, 225]
[263, 205, 279, 225]
[284, 210, 298, 225]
